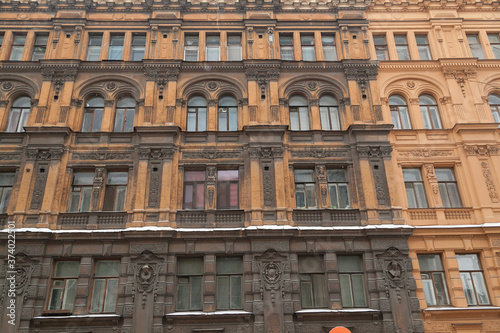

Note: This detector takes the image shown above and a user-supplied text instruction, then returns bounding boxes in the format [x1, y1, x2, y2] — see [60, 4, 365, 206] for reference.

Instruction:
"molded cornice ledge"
[452, 123, 500, 134]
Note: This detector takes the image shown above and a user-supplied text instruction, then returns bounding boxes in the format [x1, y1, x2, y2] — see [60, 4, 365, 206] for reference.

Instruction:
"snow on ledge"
[0, 224, 414, 234]
[32, 314, 121, 320]
[165, 310, 252, 316]
[423, 306, 500, 311]
[295, 308, 380, 314]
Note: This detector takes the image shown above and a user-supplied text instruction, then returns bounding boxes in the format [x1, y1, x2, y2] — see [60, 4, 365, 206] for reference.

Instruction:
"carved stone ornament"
[1, 81, 13, 91]
[248, 147, 283, 159]
[481, 161, 499, 203]
[357, 146, 393, 158]
[262, 162, 275, 208]
[105, 82, 117, 91]
[306, 81, 318, 90]
[72, 151, 131, 161]
[132, 250, 163, 308]
[263, 262, 281, 285]
[377, 247, 409, 303]
[464, 145, 499, 156]
[12, 253, 39, 303]
[207, 81, 218, 91]
[406, 80, 416, 89]
[398, 149, 453, 158]
[291, 149, 348, 159]
[255, 249, 288, 304]
[182, 149, 239, 160]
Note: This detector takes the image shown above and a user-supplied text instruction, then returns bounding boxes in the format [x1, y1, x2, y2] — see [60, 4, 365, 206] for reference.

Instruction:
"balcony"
[292, 209, 361, 226]
[58, 212, 128, 229]
[407, 208, 473, 223]
[176, 210, 245, 228]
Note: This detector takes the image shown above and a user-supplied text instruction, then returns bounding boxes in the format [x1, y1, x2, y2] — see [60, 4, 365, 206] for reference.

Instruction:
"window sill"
[32, 313, 122, 329]
[423, 306, 499, 311]
[294, 308, 381, 321]
[164, 311, 253, 324]
[422, 306, 500, 321]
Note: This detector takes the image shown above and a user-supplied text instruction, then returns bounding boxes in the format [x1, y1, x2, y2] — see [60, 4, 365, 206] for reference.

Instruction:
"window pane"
[339, 274, 353, 307]
[338, 256, 363, 272]
[300, 280, 313, 308]
[55, 261, 79, 277]
[457, 254, 481, 270]
[230, 275, 242, 309]
[467, 34, 485, 59]
[312, 274, 327, 307]
[178, 257, 203, 275]
[198, 108, 207, 131]
[190, 276, 202, 310]
[295, 169, 314, 182]
[80, 187, 92, 212]
[217, 276, 229, 309]
[69, 192, 80, 212]
[217, 257, 242, 274]
[108, 172, 128, 185]
[62, 279, 77, 311]
[418, 254, 443, 271]
[460, 272, 477, 305]
[471, 272, 490, 305]
[114, 109, 125, 132]
[114, 187, 127, 211]
[177, 279, 189, 310]
[103, 278, 118, 312]
[433, 272, 450, 305]
[299, 256, 324, 273]
[96, 261, 120, 277]
[422, 278, 437, 306]
[320, 107, 330, 130]
[352, 274, 366, 307]
[184, 185, 193, 208]
[290, 112, 299, 130]
[90, 279, 105, 312]
[49, 286, 63, 310]
[329, 184, 339, 208]
[196, 183, 204, 208]
[92, 108, 104, 132]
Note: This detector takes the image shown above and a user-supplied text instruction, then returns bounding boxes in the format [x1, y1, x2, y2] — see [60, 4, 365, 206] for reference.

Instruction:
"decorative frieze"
[398, 149, 453, 157]
[481, 162, 499, 203]
[464, 145, 499, 156]
[182, 149, 239, 160]
[248, 147, 283, 159]
[291, 148, 348, 158]
[138, 148, 175, 160]
[357, 146, 393, 158]
[25, 148, 63, 160]
[72, 151, 132, 160]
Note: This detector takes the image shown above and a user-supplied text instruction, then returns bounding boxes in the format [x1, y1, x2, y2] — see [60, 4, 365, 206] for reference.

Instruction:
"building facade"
[0, 0, 498, 333]
[367, 1, 500, 332]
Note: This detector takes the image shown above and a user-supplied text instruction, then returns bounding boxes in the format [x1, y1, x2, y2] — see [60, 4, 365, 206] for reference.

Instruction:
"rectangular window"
[338, 256, 367, 308]
[394, 34, 410, 60]
[301, 34, 315, 61]
[415, 34, 432, 60]
[86, 34, 102, 61]
[295, 169, 316, 209]
[177, 257, 203, 311]
[9, 33, 26, 61]
[31, 33, 49, 61]
[227, 34, 242, 61]
[299, 256, 327, 308]
[467, 34, 485, 59]
[327, 169, 349, 209]
[418, 254, 450, 306]
[435, 168, 462, 208]
[108, 34, 124, 60]
[322, 34, 337, 61]
[403, 169, 428, 208]
[184, 34, 199, 61]
[103, 172, 128, 211]
[131, 33, 146, 61]
[217, 170, 239, 209]
[90, 261, 120, 313]
[48, 261, 79, 312]
[0, 172, 15, 214]
[280, 34, 294, 61]
[216, 257, 242, 310]
[206, 34, 220, 61]
[457, 254, 490, 305]
[373, 35, 388, 61]
[69, 172, 94, 212]
[0, 33, 4, 48]
[184, 171, 205, 210]
[488, 33, 500, 59]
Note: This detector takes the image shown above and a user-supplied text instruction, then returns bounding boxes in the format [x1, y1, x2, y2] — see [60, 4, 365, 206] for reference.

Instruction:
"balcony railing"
[407, 208, 473, 221]
[293, 209, 361, 226]
[176, 210, 245, 228]
[58, 212, 128, 229]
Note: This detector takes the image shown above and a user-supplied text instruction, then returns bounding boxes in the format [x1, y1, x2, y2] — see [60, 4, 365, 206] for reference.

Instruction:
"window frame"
[394, 33, 410, 60]
[279, 33, 294, 61]
[0, 171, 15, 214]
[86, 33, 103, 61]
[419, 95, 443, 130]
[488, 94, 500, 123]
[82, 97, 104, 132]
[294, 169, 317, 209]
[327, 169, 350, 209]
[205, 33, 220, 61]
[415, 34, 432, 60]
[217, 169, 239, 209]
[456, 254, 490, 306]
[47, 261, 80, 313]
[300, 33, 315, 61]
[389, 95, 412, 130]
[319, 95, 340, 131]
[5, 96, 31, 132]
[9, 33, 27, 61]
[108, 33, 125, 61]
[102, 171, 128, 212]
[299, 255, 328, 309]
[68, 171, 94, 213]
[417, 254, 450, 307]
[186, 96, 207, 132]
[31, 33, 49, 61]
[435, 168, 463, 208]
[89, 260, 120, 313]
[373, 34, 388, 61]
[227, 34, 242, 61]
[176, 257, 204, 311]
[289, 95, 310, 131]
[338, 255, 367, 308]
[466, 33, 485, 59]
[216, 257, 243, 310]
[184, 34, 199, 61]
[183, 170, 206, 210]
[321, 33, 337, 61]
[114, 97, 136, 132]
[217, 95, 238, 132]
[403, 168, 428, 209]
[130, 33, 146, 61]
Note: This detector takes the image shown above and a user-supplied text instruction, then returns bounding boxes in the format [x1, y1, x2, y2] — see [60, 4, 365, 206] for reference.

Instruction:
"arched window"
[419, 95, 442, 129]
[489, 94, 500, 123]
[389, 95, 411, 130]
[82, 97, 104, 132]
[289, 95, 310, 131]
[114, 97, 135, 132]
[319, 95, 340, 130]
[6, 96, 31, 132]
[218, 96, 238, 131]
[187, 96, 207, 132]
